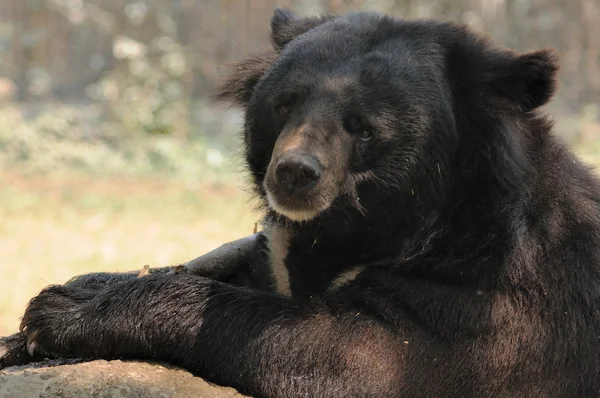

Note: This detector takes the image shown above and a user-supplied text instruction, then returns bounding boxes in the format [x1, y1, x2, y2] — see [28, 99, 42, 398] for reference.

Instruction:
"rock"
[0, 359, 250, 398]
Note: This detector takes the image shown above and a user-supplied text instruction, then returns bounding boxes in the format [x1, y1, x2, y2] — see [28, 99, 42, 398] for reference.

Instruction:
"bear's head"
[217, 9, 558, 231]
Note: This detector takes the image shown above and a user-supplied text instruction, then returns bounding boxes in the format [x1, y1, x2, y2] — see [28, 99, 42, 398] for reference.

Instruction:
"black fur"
[3, 9, 600, 398]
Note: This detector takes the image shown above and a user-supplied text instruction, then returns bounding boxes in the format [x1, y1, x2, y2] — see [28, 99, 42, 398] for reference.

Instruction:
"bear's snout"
[264, 147, 337, 222]
[275, 153, 323, 194]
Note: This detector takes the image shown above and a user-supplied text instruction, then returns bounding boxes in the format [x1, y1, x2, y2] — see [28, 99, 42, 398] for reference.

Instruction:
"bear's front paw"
[20, 285, 98, 359]
[0, 332, 43, 369]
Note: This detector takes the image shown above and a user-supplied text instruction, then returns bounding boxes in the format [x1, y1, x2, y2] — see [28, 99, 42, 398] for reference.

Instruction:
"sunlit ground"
[0, 170, 260, 335]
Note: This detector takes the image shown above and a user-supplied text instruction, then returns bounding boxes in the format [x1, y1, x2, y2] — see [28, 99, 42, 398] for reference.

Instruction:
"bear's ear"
[214, 51, 279, 106]
[271, 8, 334, 51]
[488, 49, 559, 111]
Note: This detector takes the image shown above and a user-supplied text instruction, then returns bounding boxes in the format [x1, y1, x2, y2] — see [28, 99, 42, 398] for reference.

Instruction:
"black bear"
[2, 8, 600, 398]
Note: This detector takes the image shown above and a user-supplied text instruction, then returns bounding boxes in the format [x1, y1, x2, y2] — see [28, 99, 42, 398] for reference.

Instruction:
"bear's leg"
[0, 233, 270, 369]
[15, 273, 404, 397]
[63, 233, 269, 289]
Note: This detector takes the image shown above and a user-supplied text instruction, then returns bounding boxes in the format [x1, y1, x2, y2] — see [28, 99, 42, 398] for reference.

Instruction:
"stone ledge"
[0, 359, 250, 398]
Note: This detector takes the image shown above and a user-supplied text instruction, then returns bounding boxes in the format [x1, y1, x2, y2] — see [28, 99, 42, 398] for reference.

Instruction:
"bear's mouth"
[265, 190, 325, 222]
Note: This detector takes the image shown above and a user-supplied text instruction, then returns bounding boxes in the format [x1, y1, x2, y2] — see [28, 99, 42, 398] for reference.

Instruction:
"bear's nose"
[275, 153, 323, 193]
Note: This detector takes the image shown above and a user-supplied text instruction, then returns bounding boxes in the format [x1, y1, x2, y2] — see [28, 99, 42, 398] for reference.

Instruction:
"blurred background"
[0, 0, 599, 335]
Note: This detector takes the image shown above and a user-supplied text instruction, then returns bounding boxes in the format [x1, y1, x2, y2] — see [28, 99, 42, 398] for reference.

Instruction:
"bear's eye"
[359, 130, 373, 141]
[344, 114, 374, 142]
[273, 94, 297, 117]
[278, 104, 289, 116]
